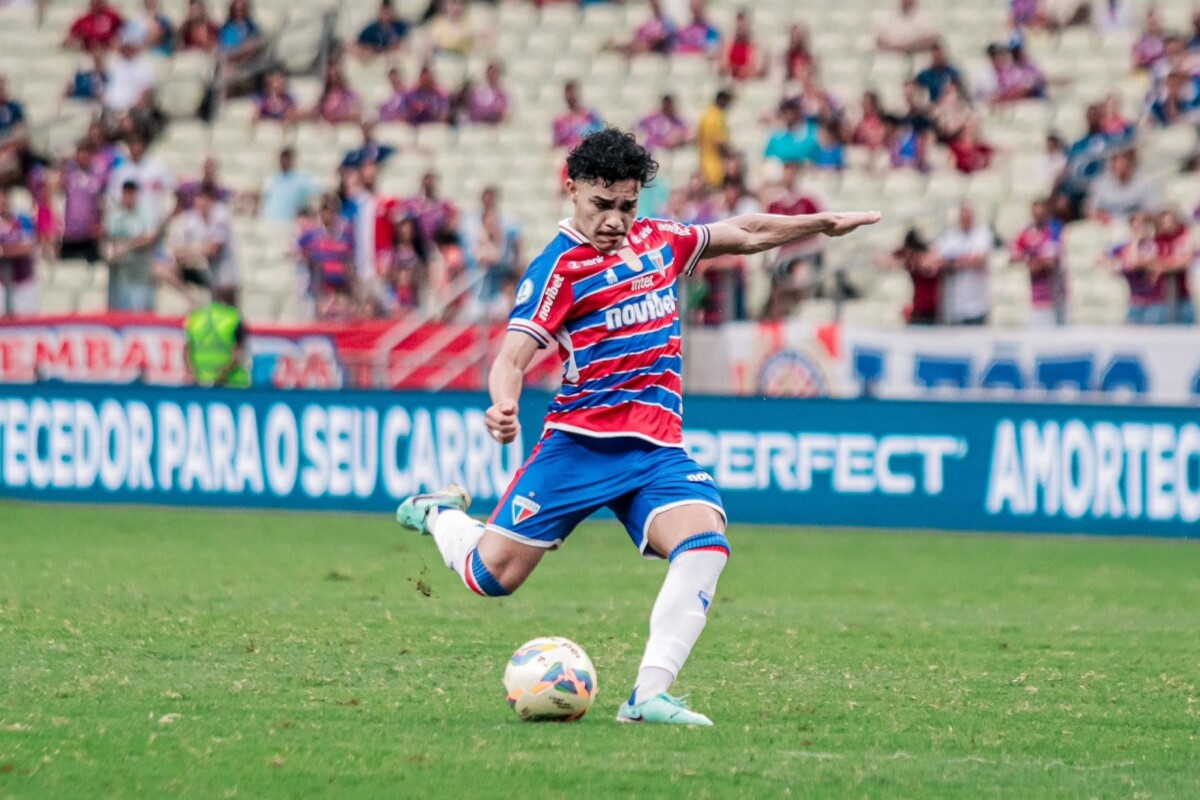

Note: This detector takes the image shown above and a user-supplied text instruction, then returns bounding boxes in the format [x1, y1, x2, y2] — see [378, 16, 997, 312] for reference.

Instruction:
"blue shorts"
[488, 430, 725, 558]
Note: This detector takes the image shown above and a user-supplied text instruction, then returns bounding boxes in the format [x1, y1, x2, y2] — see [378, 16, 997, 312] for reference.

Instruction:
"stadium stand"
[0, 0, 1197, 330]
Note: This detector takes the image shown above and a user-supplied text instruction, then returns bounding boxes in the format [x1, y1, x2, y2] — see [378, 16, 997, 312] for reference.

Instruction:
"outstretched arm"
[486, 331, 540, 444]
[702, 211, 882, 258]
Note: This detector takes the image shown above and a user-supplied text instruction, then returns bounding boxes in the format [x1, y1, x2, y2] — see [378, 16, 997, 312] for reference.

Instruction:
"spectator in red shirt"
[178, 0, 220, 52]
[850, 91, 888, 152]
[64, 0, 125, 51]
[721, 10, 765, 81]
[948, 118, 995, 173]
[636, 94, 691, 151]
[783, 24, 816, 81]
[885, 228, 941, 325]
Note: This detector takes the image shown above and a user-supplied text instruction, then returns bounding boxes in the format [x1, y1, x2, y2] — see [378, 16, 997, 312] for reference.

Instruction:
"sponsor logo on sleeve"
[516, 279, 533, 304]
[537, 274, 565, 322]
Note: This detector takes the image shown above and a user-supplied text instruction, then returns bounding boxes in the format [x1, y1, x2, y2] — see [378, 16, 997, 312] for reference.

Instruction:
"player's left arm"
[702, 211, 882, 258]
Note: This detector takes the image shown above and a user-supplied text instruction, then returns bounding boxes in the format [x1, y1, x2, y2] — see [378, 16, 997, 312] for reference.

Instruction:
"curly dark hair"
[566, 128, 658, 187]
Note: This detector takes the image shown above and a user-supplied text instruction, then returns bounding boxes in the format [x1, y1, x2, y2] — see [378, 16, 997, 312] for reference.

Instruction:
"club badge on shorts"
[512, 496, 541, 525]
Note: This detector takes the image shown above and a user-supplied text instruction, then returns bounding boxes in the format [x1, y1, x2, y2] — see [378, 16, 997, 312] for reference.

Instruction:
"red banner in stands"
[0, 314, 561, 391]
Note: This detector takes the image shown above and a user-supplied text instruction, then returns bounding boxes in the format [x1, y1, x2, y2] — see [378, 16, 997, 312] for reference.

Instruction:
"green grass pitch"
[1, 502, 1198, 799]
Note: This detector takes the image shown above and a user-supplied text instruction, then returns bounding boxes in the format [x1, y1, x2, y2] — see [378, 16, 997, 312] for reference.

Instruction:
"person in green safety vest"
[184, 285, 250, 387]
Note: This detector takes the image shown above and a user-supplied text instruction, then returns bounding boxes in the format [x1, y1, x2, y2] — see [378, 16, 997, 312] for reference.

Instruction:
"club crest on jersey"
[604, 268, 618, 285]
[512, 496, 541, 525]
[648, 250, 665, 274]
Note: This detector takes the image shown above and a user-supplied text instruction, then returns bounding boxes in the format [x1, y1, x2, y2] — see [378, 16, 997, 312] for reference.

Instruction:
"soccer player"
[396, 129, 879, 725]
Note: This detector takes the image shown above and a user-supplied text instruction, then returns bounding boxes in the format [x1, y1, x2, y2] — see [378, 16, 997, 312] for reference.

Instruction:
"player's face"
[568, 178, 640, 253]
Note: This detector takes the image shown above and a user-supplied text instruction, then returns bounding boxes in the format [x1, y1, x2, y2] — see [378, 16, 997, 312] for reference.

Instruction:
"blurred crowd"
[0, 0, 1198, 327]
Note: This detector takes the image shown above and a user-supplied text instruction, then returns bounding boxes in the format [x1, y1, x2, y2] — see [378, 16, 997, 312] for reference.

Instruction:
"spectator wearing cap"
[0, 188, 38, 317]
[400, 66, 452, 127]
[874, 0, 939, 55]
[253, 69, 298, 125]
[260, 147, 319, 222]
[552, 81, 604, 149]
[935, 201, 992, 325]
[104, 180, 160, 312]
[59, 142, 107, 264]
[64, 0, 126, 51]
[356, 0, 409, 56]
[1085, 149, 1159, 222]
[102, 26, 157, 116]
[675, 0, 721, 57]
[464, 62, 510, 125]
[637, 95, 691, 151]
[178, 0, 220, 52]
[697, 90, 735, 188]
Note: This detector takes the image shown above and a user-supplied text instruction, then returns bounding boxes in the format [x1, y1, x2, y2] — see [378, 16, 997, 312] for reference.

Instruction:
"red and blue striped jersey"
[509, 218, 711, 447]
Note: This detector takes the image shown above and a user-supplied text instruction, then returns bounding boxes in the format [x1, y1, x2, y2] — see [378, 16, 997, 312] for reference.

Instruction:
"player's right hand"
[486, 400, 520, 444]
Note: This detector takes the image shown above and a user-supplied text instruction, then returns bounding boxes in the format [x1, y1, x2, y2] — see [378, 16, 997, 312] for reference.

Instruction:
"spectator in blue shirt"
[810, 121, 846, 171]
[356, 0, 409, 56]
[1149, 69, 1200, 127]
[763, 100, 817, 164]
[64, 45, 107, 103]
[218, 0, 260, 52]
[914, 41, 962, 103]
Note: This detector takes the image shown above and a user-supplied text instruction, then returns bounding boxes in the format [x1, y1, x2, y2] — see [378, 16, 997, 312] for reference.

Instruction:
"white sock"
[632, 548, 728, 703]
[427, 507, 485, 574]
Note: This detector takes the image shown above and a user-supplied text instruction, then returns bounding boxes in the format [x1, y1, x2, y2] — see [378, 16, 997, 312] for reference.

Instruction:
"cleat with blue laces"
[395, 484, 472, 535]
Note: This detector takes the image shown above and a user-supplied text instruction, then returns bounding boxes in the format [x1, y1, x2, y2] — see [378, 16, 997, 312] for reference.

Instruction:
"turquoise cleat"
[395, 484, 472, 535]
[616, 693, 714, 726]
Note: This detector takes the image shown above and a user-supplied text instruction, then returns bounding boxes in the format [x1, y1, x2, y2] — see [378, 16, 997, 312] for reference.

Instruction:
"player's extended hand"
[825, 211, 883, 237]
[486, 400, 521, 444]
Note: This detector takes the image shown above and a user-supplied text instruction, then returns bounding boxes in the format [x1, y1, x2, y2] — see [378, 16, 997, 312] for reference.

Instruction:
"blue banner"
[1, 385, 1197, 537]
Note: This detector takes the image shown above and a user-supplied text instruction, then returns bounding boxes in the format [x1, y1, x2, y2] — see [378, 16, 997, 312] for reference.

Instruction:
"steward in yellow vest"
[184, 286, 250, 387]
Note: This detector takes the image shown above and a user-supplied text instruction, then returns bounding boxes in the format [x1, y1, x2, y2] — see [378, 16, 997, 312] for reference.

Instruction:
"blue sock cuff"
[668, 532, 731, 562]
[467, 549, 510, 597]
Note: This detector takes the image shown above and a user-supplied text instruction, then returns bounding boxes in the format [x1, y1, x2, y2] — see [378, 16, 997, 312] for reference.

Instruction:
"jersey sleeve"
[651, 219, 712, 277]
[508, 256, 575, 348]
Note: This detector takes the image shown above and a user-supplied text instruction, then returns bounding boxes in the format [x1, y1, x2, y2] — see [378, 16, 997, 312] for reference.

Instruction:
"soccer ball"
[504, 637, 597, 722]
